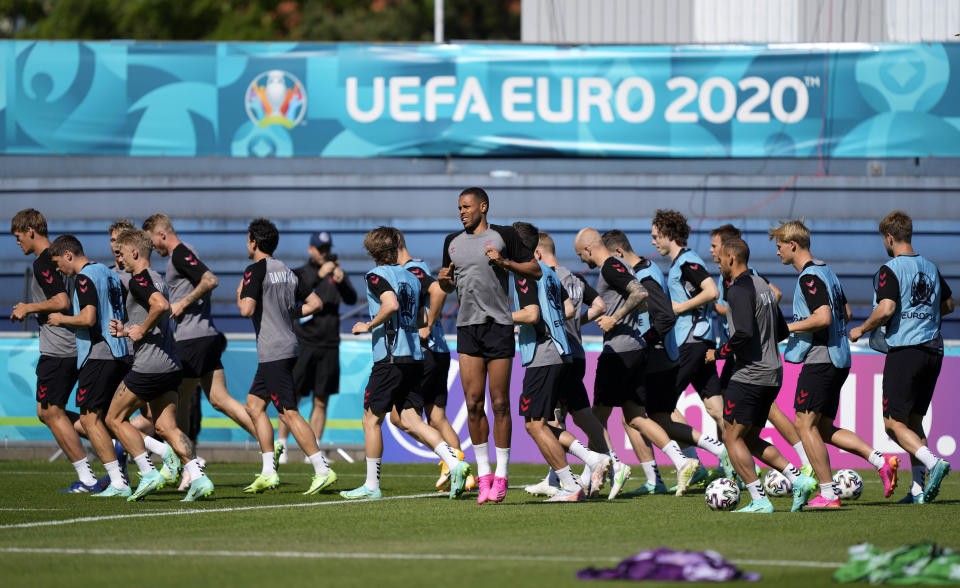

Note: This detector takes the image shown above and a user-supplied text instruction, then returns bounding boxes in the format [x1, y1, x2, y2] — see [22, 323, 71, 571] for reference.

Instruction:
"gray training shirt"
[166, 242, 220, 341]
[595, 256, 645, 354]
[240, 257, 311, 363]
[442, 224, 534, 328]
[125, 268, 181, 374]
[32, 248, 76, 358]
[719, 272, 786, 388]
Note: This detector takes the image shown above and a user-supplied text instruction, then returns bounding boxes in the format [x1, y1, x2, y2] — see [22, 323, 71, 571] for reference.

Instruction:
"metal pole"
[434, 0, 444, 43]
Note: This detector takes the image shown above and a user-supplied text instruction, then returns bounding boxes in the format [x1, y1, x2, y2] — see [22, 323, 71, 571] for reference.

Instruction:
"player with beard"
[770, 220, 900, 510]
[849, 211, 954, 503]
[438, 188, 542, 504]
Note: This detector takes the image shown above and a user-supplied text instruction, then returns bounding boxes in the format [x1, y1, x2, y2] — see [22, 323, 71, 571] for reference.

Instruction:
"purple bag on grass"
[577, 547, 761, 582]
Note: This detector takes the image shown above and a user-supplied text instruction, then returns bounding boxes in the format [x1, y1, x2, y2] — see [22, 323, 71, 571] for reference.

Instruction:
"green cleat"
[675, 458, 700, 496]
[800, 464, 818, 485]
[304, 469, 338, 495]
[735, 497, 774, 513]
[92, 484, 132, 498]
[719, 448, 734, 478]
[339, 484, 383, 500]
[923, 459, 951, 503]
[181, 475, 214, 502]
[243, 473, 280, 493]
[791, 474, 817, 512]
[127, 469, 165, 502]
[273, 441, 285, 471]
[449, 461, 471, 499]
[669, 464, 711, 492]
[159, 447, 181, 486]
[623, 482, 668, 496]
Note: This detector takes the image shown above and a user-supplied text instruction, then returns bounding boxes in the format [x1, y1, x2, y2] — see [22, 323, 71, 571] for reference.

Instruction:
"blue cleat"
[623, 482, 668, 497]
[923, 459, 950, 503]
[339, 485, 383, 500]
[791, 474, 817, 512]
[128, 469, 165, 502]
[59, 480, 99, 494]
[181, 475, 215, 502]
[735, 497, 774, 513]
[897, 492, 925, 504]
[114, 440, 129, 485]
[93, 484, 132, 498]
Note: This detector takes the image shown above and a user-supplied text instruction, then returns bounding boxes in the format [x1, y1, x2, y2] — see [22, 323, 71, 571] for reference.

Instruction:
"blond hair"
[142, 213, 174, 233]
[116, 229, 154, 258]
[768, 220, 810, 250]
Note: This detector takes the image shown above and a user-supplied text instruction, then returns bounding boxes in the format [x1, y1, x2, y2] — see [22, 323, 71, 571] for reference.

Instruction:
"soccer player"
[237, 219, 337, 496]
[602, 230, 725, 494]
[707, 238, 799, 514]
[9, 210, 97, 493]
[395, 235, 474, 492]
[47, 235, 132, 497]
[286, 231, 358, 462]
[771, 220, 900, 510]
[849, 210, 955, 503]
[342, 226, 470, 500]
[102, 229, 213, 501]
[573, 228, 700, 498]
[524, 231, 612, 498]
[512, 222, 611, 502]
[438, 187, 542, 504]
[143, 214, 257, 480]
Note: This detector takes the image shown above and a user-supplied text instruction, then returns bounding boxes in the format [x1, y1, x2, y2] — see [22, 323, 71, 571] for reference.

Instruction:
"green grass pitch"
[0, 460, 956, 587]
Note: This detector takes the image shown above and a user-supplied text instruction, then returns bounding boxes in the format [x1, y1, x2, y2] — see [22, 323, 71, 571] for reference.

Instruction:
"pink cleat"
[878, 455, 900, 498]
[488, 476, 508, 503]
[805, 494, 841, 508]
[476, 473, 494, 505]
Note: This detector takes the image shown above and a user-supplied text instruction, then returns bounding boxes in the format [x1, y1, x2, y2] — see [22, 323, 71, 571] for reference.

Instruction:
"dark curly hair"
[248, 218, 279, 255]
[653, 209, 691, 246]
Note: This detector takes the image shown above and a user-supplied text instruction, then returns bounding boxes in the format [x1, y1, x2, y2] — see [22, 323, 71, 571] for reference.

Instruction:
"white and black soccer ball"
[763, 469, 792, 497]
[705, 478, 741, 511]
[833, 469, 863, 500]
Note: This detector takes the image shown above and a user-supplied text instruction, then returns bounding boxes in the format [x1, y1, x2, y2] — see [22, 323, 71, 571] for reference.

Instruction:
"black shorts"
[422, 349, 451, 408]
[520, 363, 565, 419]
[676, 341, 722, 399]
[293, 346, 340, 398]
[457, 322, 515, 360]
[644, 366, 681, 414]
[558, 358, 590, 413]
[125, 370, 183, 402]
[36, 355, 78, 406]
[175, 334, 226, 379]
[723, 380, 780, 427]
[794, 363, 850, 419]
[77, 359, 130, 410]
[594, 349, 647, 408]
[364, 362, 424, 414]
[250, 357, 298, 411]
[882, 346, 943, 419]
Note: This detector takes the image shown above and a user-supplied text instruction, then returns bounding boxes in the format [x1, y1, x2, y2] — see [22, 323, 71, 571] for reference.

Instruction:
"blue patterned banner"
[1, 41, 958, 158]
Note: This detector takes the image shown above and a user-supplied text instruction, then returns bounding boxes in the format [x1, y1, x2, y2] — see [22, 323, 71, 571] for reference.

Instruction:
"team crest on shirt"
[910, 272, 935, 307]
[545, 276, 563, 315]
[396, 282, 418, 331]
[830, 284, 847, 336]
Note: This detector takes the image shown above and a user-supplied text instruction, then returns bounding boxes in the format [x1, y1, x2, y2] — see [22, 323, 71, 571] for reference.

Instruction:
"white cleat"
[589, 456, 612, 498]
[544, 487, 585, 502]
[675, 458, 700, 496]
[608, 461, 632, 500]
[524, 478, 560, 497]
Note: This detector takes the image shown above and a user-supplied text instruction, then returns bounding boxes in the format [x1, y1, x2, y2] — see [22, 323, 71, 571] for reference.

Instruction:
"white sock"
[567, 440, 592, 464]
[911, 464, 927, 496]
[781, 464, 801, 484]
[261, 452, 275, 476]
[72, 458, 97, 486]
[580, 463, 592, 484]
[434, 442, 460, 470]
[640, 460, 662, 486]
[682, 445, 699, 459]
[793, 441, 811, 467]
[474, 442, 491, 477]
[555, 466, 578, 491]
[143, 436, 168, 456]
[308, 451, 330, 475]
[278, 435, 288, 444]
[185, 458, 204, 481]
[546, 468, 560, 487]
[133, 452, 155, 474]
[662, 441, 686, 469]
[697, 435, 725, 458]
[104, 460, 126, 489]
[820, 482, 838, 501]
[494, 446, 510, 478]
[915, 446, 939, 470]
[365, 457, 381, 491]
[868, 450, 885, 470]
[747, 479, 766, 501]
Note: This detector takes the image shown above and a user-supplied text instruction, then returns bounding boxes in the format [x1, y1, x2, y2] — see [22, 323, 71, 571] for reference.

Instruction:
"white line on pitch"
[0, 547, 845, 568]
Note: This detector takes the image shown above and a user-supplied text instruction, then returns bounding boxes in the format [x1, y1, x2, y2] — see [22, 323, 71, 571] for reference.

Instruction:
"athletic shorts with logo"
[594, 349, 647, 407]
[76, 359, 130, 409]
[882, 346, 943, 419]
[250, 357, 298, 411]
[794, 362, 850, 419]
[125, 370, 184, 402]
[456, 321, 515, 359]
[675, 341, 721, 399]
[519, 363, 565, 419]
[723, 380, 780, 426]
[558, 358, 590, 413]
[175, 333, 226, 379]
[421, 349, 451, 407]
[36, 355, 78, 405]
[293, 346, 340, 398]
[364, 362, 424, 414]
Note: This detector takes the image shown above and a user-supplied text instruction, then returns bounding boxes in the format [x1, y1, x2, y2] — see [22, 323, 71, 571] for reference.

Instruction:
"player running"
[438, 187, 542, 504]
[849, 211, 954, 503]
[341, 227, 470, 500]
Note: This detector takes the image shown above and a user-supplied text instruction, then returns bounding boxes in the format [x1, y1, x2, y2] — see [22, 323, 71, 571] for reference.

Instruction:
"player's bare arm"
[10, 292, 70, 322]
[47, 305, 96, 329]
[596, 280, 647, 332]
[170, 270, 218, 318]
[849, 299, 896, 342]
[512, 304, 539, 325]
[788, 304, 832, 333]
[296, 292, 324, 318]
[437, 263, 456, 293]
[353, 290, 399, 334]
[673, 276, 718, 314]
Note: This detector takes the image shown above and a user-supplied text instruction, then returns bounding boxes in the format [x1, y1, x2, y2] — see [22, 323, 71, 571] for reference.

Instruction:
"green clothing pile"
[834, 543, 960, 584]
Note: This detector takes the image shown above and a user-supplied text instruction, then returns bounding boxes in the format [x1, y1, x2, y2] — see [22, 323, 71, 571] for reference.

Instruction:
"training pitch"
[0, 461, 956, 587]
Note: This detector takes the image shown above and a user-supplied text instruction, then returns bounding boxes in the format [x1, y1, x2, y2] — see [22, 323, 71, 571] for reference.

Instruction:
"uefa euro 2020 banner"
[1, 41, 959, 158]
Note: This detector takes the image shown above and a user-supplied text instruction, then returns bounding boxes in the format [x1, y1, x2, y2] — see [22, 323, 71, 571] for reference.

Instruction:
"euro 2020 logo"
[245, 70, 306, 129]
[911, 272, 935, 308]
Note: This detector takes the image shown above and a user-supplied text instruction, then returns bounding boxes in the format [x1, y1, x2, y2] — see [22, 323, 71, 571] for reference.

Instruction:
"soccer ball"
[763, 469, 792, 497]
[705, 478, 741, 511]
[833, 469, 863, 500]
